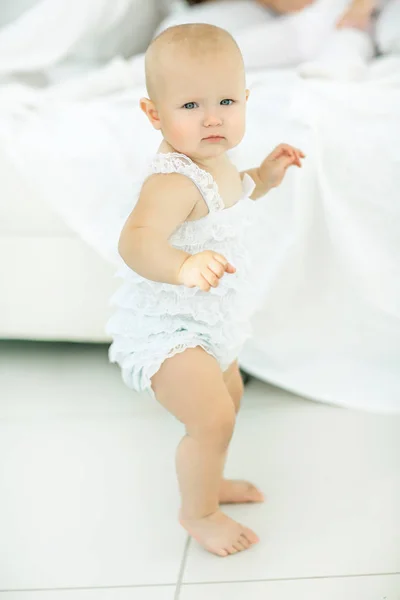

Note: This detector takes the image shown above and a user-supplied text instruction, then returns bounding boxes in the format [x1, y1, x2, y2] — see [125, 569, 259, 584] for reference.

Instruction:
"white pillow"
[72, 0, 173, 62]
[0, 0, 39, 28]
[375, 0, 400, 55]
[0, 0, 174, 76]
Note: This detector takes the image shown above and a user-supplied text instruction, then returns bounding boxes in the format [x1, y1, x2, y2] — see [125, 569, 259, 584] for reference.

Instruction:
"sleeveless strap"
[149, 152, 224, 213]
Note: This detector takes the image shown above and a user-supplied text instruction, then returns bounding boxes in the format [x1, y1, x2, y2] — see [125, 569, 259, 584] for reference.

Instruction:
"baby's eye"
[220, 99, 234, 105]
[182, 102, 198, 110]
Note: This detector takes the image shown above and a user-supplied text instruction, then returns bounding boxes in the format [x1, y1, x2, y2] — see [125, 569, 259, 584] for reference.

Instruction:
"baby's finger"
[279, 143, 295, 155]
[283, 146, 301, 167]
[197, 274, 211, 292]
[213, 254, 236, 273]
[288, 148, 299, 165]
[275, 146, 291, 159]
[276, 154, 295, 169]
[268, 144, 288, 160]
[294, 151, 302, 167]
[295, 148, 306, 164]
[203, 267, 220, 288]
[213, 253, 229, 266]
[283, 144, 305, 164]
[208, 259, 225, 279]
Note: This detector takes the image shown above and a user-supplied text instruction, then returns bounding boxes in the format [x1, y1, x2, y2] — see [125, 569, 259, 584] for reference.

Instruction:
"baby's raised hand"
[178, 251, 236, 292]
[336, 0, 375, 31]
[259, 143, 305, 190]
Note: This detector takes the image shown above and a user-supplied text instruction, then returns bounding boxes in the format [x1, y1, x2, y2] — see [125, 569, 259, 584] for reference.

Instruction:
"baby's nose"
[203, 112, 222, 127]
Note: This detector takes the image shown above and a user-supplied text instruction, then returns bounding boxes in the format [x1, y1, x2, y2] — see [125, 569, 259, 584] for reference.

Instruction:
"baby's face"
[152, 51, 248, 160]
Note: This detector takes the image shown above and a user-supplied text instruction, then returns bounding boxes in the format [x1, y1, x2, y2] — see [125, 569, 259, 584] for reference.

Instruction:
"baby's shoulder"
[141, 171, 201, 203]
[137, 172, 202, 222]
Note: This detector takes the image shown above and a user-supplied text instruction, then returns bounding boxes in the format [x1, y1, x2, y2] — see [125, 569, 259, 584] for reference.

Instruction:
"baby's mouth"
[203, 135, 225, 141]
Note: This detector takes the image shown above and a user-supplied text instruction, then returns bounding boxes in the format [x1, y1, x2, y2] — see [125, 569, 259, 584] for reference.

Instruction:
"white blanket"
[0, 0, 171, 79]
[238, 62, 400, 414]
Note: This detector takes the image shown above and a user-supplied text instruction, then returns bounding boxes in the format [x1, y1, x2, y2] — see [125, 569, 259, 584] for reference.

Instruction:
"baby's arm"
[118, 173, 197, 285]
[118, 173, 235, 291]
[241, 144, 305, 200]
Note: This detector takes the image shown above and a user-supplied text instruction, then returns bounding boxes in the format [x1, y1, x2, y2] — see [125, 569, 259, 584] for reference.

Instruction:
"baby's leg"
[220, 361, 265, 505]
[298, 27, 374, 80]
[151, 347, 259, 557]
[223, 360, 244, 415]
[298, 0, 375, 80]
[235, 0, 350, 69]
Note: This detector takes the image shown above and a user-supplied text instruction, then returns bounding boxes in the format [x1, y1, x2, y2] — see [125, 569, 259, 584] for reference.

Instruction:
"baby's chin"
[168, 136, 238, 159]
[200, 134, 239, 148]
[198, 138, 231, 155]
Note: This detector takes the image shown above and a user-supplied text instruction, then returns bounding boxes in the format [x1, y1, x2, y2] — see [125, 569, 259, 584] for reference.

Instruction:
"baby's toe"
[246, 484, 265, 502]
[234, 540, 247, 552]
[239, 534, 251, 549]
[243, 526, 259, 545]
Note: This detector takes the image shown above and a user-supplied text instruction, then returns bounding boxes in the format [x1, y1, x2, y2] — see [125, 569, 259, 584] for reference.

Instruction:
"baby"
[107, 23, 304, 557]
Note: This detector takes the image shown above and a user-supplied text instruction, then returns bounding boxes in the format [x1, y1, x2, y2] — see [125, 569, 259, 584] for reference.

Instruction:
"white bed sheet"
[238, 63, 400, 414]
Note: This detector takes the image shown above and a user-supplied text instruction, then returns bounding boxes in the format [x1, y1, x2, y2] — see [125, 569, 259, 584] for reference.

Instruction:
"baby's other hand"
[336, 0, 375, 30]
[178, 251, 236, 292]
[260, 143, 305, 190]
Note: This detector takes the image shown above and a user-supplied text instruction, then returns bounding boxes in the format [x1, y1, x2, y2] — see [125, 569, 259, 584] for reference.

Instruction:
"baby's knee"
[189, 404, 236, 450]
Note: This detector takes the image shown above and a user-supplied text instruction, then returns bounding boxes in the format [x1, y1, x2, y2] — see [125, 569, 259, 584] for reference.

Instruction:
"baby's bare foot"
[219, 479, 265, 505]
[179, 509, 259, 557]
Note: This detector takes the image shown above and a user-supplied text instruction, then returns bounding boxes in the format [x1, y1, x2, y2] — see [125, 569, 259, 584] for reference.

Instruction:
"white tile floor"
[0, 340, 399, 600]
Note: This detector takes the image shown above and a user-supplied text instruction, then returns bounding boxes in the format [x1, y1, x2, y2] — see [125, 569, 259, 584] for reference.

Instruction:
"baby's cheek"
[170, 118, 196, 144]
[228, 112, 246, 141]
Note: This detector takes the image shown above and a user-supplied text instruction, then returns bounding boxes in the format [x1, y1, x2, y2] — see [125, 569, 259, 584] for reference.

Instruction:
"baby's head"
[140, 24, 249, 160]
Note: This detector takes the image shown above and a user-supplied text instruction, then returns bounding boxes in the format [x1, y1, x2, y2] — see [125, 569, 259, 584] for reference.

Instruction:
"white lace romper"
[106, 152, 259, 394]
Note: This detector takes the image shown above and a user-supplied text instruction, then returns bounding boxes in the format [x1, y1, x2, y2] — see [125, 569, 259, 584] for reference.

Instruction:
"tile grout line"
[180, 571, 400, 587]
[1, 571, 398, 594]
[0, 584, 176, 593]
[174, 535, 192, 600]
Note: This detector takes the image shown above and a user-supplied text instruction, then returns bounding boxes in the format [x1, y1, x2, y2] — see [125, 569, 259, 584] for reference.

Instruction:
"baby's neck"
[158, 141, 230, 172]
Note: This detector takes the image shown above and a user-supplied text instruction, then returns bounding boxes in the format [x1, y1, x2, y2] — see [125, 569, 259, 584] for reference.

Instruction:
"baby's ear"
[140, 97, 162, 130]
[245, 89, 250, 102]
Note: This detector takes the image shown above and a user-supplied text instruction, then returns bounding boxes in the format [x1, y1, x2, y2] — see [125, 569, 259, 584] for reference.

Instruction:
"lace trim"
[149, 152, 224, 213]
[110, 337, 220, 391]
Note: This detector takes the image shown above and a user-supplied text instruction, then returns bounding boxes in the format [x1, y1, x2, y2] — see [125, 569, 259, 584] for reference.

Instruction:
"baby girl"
[107, 23, 304, 557]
